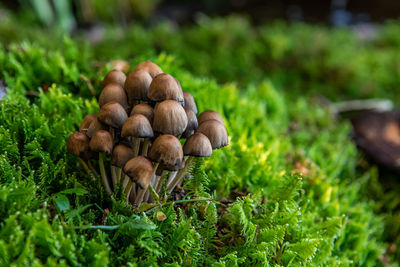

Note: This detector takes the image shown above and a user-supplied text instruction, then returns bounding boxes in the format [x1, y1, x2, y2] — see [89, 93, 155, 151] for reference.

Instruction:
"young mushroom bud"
[147, 73, 184, 105]
[98, 83, 129, 110]
[123, 156, 154, 206]
[134, 61, 163, 78]
[102, 69, 127, 88]
[98, 102, 128, 129]
[124, 69, 152, 105]
[111, 143, 135, 183]
[181, 107, 198, 139]
[153, 100, 188, 136]
[130, 103, 154, 124]
[196, 119, 228, 149]
[86, 118, 108, 138]
[121, 114, 154, 155]
[89, 130, 114, 194]
[183, 91, 198, 114]
[79, 114, 97, 134]
[197, 110, 224, 125]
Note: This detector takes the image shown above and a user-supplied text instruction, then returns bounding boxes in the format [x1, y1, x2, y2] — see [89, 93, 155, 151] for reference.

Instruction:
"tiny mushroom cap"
[98, 83, 129, 109]
[123, 156, 154, 189]
[183, 132, 212, 157]
[197, 110, 224, 125]
[148, 135, 184, 171]
[196, 119, 228, 149]
[67, 132, 90, 160]
[153, 100, 188, 136]
[98, 102, 128, 129]
[110, 60, 130, 73]
[111, 144, 135, 168]
[134, 61, 163, 78]
[147, 73, 184, 104]
[183, 91, 198, 114]
[130, 103, 154, 124]
[86, 118, 108, 138]
[124, 69, 152, 104]
[102, 69, 126, 88]
[181, 107, 198, 138]
[89, 130, 114, 155]
[79, 114, 97, 133]
[121, 114, 154, 138]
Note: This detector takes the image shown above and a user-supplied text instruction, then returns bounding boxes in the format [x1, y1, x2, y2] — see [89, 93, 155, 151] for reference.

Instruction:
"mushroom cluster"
[67, 61, 228, 207]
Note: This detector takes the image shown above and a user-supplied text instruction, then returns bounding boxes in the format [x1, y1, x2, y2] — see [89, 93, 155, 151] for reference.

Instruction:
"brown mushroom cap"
[130, 103, 154, 124]
[86, 118, 108, 138]
[123, 156, 154, 189]
[148, 135, 183, 171]
[98, 102, 128, 129]
[102, 69, 126, 88]
[67, 132, 90, 159]
[89, 130, 114, 155]
[121, 114, 154, 138]
[183, 91, 198, 114]
[181, 107, 198, 139]
[196, 119, 228, 149]
[197, 110, 224, 125]
[124, 69, 152, 104]
[98, 83, 128, 110]
[134, 61, 163, 78]
[79, 114, 97, 134]
[153, 100, 188, 136]
[110, 60, 130, 73]
[111, 144, 135, 168]
[147, 73, 184, 104]
[183, 132, 212, 157]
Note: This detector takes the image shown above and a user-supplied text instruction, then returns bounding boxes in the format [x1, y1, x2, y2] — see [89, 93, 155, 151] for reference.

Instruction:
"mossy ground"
[0, 14, 400, 266]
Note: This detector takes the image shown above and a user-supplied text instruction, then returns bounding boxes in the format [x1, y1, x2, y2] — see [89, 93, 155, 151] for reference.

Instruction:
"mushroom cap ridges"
[153, 100, 188, 136]
[183, 91, 198, 114]
[86, 118, 107, 138]
[197, 110, 224, 125]
[123, 156, 154, 189]
[181, 107, 198, 139]
[102, 69, 126, 88]
[98, 83, 128, 109]
[134, 61, 163, 78]
[121, 114, 154, 138]
[79, 114, 97, 133]
[111, 144, 135, 168]
[98, 102, 128, 129]
[89, 130, 114, 155]
[67, 132, 90, 158]
[124, 69, 152, 103]
[196, 119, 228, 149]
[148, 135, 183, 171]
[183, 132, 212, 157]
[147, 73, 184, 104]
[130, 103, 154, 124]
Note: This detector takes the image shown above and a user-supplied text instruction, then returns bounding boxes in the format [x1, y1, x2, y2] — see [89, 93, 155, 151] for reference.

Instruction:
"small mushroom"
[124, 156, 154, 207]
[130, 103, 154, 124]
[90, 130, 113, 194]
[181, 107, 198, 139]
[183, 91, 198, 114]
[153, 100, 188, 136]
[110, 60, 130, 73]
[121, 114, 154, 156]
[98, 83, 129, 110]
[111, 143, 135, 183]
[147, 73, 184, 105]
[167, 133, 212, 192]
[86, 118, 108, 138]
[98, 102, 128, 129]
[102, 69, 126, 88]
[124, 69, 152, 106]
[197, 110, 224, 125]
[196, 119, 228, 149]
[134, 61, 163, 78]
[79, 114, 97, 134]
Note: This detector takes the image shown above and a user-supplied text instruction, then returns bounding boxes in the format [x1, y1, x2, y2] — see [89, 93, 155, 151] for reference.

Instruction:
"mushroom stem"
[78, 158, 97, 180]
[116, 168, 123, 183]
[110, 165, 118, 186]
[167, 156, 193, 193]
[124, 179, 133, 197]
[88, 161, 100, 177]
[99, 152, 113, 195]
[132, 138, 141, 156]
[144, 162, 160, 203]
[135, 187, 146, 207]
[142, 139, 152, 156]
[122, 174, 130, 190]
[143, 174, 156, 202]
[129, 183, 137, 204]
[155, 170, 167, 193]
